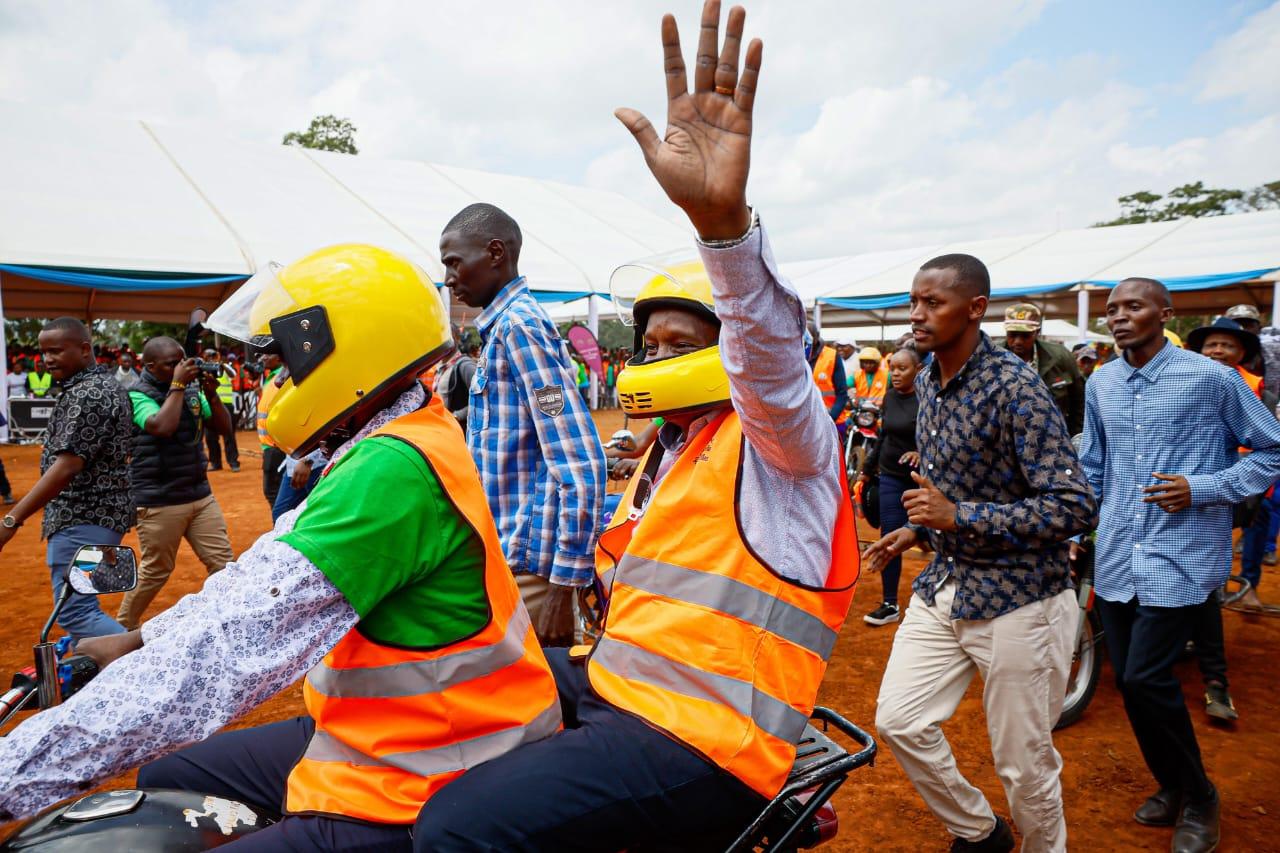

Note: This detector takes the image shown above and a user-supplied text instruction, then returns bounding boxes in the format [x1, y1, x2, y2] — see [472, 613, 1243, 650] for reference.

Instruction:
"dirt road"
[1, 422, 1276, 850]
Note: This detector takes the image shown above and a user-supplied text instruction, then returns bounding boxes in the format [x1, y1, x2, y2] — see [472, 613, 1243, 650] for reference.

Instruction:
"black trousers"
[1192, 590, 1228, 689]
[1096, 596, 1214, 803]
[205, 426, 239, 468]
[261, 446, 286, 506]
[413, 648, 764, 852]
[0, 456, 10, 497]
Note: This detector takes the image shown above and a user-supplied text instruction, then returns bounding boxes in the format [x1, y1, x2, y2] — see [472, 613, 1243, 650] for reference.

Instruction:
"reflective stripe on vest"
[589, 410, 858, 798]
[812, 347, 848, 425]
[284, 396, 561, 824]
[257, 377, 280, 449]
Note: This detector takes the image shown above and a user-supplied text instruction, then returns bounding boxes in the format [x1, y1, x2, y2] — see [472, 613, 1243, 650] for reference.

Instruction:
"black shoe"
[1204, 683, 1238, 723]
[1134, 788, 1181, 827]
[208, 464, 222, 471]
[1172, 787, 1219, 853]
[1, 494, 13, 505]
[950, 816, 1014, 852]
[229, 463, 241, 473]
[864, 602, 901, 626]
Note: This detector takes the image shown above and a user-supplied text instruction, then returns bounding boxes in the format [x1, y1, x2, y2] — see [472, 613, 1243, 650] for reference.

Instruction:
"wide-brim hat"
[1186, 317, 1260, 364]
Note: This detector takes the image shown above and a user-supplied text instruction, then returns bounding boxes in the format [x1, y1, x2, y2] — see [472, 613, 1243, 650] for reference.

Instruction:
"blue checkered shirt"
[469, 277, 606, 586]
[1079, 341, 1280, 607]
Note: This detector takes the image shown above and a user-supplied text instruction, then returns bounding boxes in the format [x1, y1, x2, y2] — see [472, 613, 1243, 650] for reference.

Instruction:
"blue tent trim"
[0, 264, 246, 291]
[816, 268, 1278, 310]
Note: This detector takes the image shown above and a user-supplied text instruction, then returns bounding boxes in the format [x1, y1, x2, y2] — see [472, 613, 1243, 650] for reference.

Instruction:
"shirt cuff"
[1184, 474, 1221, 507]
[550, 551, 595, 587]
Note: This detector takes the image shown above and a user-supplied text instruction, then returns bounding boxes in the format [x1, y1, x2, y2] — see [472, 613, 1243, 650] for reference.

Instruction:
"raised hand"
[615, 1, 759, 241]
[904, 471, 958, 531]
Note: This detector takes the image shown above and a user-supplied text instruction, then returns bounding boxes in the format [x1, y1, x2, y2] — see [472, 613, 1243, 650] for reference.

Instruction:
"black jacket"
[129, 372, 211, 508]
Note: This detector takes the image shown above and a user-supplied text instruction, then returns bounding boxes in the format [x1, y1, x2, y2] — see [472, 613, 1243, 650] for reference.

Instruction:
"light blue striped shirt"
[469, 277, 606, 586]
[1079, 340, 1280, 606]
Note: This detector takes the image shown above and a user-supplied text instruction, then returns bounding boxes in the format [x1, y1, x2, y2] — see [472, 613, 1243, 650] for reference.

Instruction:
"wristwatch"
[2, 514, 21, 530]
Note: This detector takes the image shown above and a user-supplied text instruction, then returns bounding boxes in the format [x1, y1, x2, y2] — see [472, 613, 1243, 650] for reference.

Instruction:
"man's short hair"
[41, 316, 91, 343]
[443, 203, 523, 263]
[1118, 277, 1173, 308]
[920, 253, 991, 298]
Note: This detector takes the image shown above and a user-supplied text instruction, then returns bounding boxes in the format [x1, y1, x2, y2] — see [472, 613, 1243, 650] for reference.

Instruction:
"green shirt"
[280, 436, 489, 648]
[129, 390, 211, 431]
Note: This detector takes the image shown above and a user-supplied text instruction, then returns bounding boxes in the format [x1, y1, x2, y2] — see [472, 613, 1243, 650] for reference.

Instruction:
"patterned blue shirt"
[1079, 341, 1280, 607]
[912, 333, 1098, 620]
[469, 277, 606, 586]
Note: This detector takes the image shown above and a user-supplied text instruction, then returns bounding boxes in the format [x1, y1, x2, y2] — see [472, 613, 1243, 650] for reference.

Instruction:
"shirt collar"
[475, 276, 529, 338]
[61, 364, 105, 390]
[926, 331, 993, 393]
[1117, 338, 1176, 382]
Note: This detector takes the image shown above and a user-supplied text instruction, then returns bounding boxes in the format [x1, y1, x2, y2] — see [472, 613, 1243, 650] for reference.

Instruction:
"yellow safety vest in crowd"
[257, 370, 281, 450]
[28, 372, 52, 397]
[215, 373, 234, 406]
[590, 409, 859, 799]
[812, 346, 849, 425]
[284, 396, 562, 824]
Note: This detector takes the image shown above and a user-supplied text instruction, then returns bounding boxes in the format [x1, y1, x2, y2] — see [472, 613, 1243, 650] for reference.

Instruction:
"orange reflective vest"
[812, 346, 849, 425]
[590, 409, 858, 798]
[284, 397, 562, 823]
[257, 372, 281, 450]
[1236, 365, 1263, 398]
[852, 364, 888, 404]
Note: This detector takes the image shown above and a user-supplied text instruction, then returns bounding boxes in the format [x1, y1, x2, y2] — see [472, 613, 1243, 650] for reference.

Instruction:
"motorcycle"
[4, 544, 875, 852]
[1055, 538, 1104, 730]
[1, 544, 270, 850]
[843, 397, 882, 490]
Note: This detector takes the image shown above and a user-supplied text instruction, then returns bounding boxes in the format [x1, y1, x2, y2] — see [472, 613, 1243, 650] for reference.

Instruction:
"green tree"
[282, 115, 359, 155]
[1095, 179, 1276, 226]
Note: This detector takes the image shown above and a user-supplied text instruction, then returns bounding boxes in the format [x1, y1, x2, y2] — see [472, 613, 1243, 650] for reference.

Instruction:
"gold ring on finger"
[714, 85, 733, 96]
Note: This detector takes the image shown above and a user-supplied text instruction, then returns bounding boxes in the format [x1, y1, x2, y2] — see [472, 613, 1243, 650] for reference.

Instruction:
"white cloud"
[0, 0, 1275, 266]
[1196, 1, 1280, 109]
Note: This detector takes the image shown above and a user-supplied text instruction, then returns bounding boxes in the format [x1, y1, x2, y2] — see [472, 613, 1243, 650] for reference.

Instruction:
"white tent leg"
[588, 295, 599, 411]
[0, 272, 8, 443]
[1273, 280, 1280, 327]
[1077, 288, 1089, 345]
[813, 302, 823, 335]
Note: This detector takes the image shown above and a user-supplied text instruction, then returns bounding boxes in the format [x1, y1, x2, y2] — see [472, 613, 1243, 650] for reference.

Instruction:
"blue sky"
[1, 0, 1276, 259]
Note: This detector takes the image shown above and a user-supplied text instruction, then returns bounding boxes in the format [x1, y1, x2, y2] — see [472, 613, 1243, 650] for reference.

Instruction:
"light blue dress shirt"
[1079, 340, 1280, 606]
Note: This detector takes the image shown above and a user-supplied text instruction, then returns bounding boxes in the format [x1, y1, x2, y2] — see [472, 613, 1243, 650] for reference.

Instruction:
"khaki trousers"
[118, 495, 233, 630]
[875, 579, 1075, 853]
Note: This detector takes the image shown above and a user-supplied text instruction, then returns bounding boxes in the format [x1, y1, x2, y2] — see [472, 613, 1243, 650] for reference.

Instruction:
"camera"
[190, 358, 225, 379]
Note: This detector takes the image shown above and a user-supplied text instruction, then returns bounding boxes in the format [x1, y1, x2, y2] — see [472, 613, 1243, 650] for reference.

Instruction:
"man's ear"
[969, 295, 989, 322]
[1160, 306, 1175, 324]
[487, 238, 508, 268]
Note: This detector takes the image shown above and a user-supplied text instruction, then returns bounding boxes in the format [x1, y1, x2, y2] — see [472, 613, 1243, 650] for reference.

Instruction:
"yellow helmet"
[609, 251, 729, 418]
[1163, 328, 1183, 348]
[206, 244, 452, 456]
[857, 346, 883, 362]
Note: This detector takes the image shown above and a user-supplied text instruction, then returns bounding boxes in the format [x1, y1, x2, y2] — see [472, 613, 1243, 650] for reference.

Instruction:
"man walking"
[1078, 278, 1280, 852]
[201, 347, 240, 472]
[440, 202, 606, 646]
[864, 256, 1097, 852]
[0, 318, 133, 641]
[1001, 303, 1086, 435]
[117, 337, 235, 629]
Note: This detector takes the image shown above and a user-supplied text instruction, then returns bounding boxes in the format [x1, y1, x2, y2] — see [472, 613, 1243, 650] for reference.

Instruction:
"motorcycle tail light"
[814, 802, 839, 844]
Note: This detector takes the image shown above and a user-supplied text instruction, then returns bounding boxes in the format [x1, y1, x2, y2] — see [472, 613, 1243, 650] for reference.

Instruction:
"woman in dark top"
[859, 344, 922, 625]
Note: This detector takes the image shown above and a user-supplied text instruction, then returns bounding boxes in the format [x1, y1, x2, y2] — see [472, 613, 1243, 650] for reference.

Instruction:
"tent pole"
[1273, 279, 1280, 327]
[587, 295, 599, 411]
[0, 271, 8, 442]
[814, 302, 823, 335]
[1077, 288, 1089, 345]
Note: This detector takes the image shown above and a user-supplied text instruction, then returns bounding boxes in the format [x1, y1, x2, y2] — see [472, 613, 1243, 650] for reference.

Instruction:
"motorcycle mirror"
[66, 545, 138, 596]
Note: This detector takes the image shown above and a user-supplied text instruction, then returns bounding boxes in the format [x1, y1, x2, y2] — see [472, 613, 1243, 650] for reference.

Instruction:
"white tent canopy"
[823, 319, 1113, 346]
[785, 211, 1280, 324]
[0, 101, 693, 318]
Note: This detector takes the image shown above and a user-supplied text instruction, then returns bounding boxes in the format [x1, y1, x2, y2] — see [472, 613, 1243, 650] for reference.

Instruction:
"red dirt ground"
[1, 419, 1278, 850]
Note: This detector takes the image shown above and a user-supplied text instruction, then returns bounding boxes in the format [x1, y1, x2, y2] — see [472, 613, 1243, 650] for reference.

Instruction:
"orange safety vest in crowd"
[284, 397, 562, 823]
[589, 409, 859, 799]
[257, 375, 280, 449]
[812, 346, 849, 425]
[1236, 365, 1263, 398]
[852, 365, 888, 404]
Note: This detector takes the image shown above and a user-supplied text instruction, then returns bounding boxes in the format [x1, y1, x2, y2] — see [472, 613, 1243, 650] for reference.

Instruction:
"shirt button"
[931, 430, 938, 436]
[1135, 393, 1142, 399]
[1134, 543, 1142, 549]
[1135, 425, 1142, 430]
[947, 557, 954, 562]
[1065, 469, 1072, 475]
[1136, 454, 1143, 460]
[928, 464, 935, 470]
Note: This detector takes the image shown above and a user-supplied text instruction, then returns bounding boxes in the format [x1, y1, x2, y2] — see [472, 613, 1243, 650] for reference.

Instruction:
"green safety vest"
[28, 372, 52, 397]
[216, 373, 234, 405]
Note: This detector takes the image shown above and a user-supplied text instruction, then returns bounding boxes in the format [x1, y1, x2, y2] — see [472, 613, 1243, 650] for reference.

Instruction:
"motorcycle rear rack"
[725, 706, 877, 853]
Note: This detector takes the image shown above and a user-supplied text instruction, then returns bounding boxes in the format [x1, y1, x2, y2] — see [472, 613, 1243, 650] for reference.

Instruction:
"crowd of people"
[0, 3, 1271, 852]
